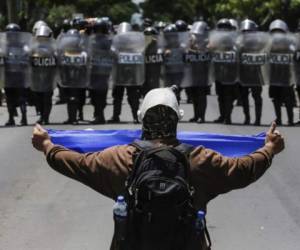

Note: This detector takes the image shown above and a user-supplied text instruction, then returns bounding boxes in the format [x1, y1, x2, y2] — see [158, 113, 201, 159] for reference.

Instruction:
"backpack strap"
[175, 143, 194, 156]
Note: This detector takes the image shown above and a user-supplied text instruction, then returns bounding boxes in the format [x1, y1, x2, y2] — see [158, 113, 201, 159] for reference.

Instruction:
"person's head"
[240, 19, 258, 33]
[32, 20, 47, 35]
[269, 19, 288, 33]
[138, 86, 184, 140]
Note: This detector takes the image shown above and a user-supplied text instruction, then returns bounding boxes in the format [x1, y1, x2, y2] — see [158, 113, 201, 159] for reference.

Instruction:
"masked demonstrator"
[32, 85, 284, 250]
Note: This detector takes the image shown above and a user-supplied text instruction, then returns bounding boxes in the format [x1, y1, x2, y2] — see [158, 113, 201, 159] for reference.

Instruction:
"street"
[0, 87, 299, 250]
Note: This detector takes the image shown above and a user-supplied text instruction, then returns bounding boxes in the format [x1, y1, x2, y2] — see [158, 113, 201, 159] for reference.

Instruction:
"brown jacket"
[44, 141, 274, 250]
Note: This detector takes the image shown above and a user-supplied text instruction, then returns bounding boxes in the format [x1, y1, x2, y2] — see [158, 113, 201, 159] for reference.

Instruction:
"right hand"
[265, 122, 285, 155]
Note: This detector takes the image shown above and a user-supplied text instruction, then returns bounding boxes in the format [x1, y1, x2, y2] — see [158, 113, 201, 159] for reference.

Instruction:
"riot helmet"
[269, 19, 288, 33]
[155, 21, 167, 32]
[32, 20, 47, 35]
[93, 18, 110, 34]
[138, 86, 184, 140]
[175, 20, 188, 32]
[163, 24, 178, 33]
[5, 23, 21, 32]
[35, 25, 53, 38]
[216, 18, 233, 30]
[62, 19, 71, 32]
[72, 18, 88, 31]
[117, 22, 132, 34]
[144, 27, 159, 36]
[240, 19, 258, 32]
[143, 18, 153, 28]
[190, 21, 209, 34]
[229, 19, 239, 30]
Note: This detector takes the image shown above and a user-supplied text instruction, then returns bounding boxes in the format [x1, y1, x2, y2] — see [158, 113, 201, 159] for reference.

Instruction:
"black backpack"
[118, 139, 211, 250]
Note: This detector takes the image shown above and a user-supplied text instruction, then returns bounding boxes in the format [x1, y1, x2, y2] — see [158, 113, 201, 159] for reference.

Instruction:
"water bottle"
[113, 195, 128, 241]
[195, 210, 206, 234]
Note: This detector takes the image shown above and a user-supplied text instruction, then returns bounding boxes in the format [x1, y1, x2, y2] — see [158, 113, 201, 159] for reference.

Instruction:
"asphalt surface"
[0, 87, 299, 250]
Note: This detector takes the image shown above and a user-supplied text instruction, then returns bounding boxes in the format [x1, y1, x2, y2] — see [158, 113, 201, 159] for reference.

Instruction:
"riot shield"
[0, 33, 5, 89]
[161, 32, 187, 87]
[144, 35, 163, 90]
[267, 32, 296, 86]
[209, 30, 238, 85]
[112, 31, 145, 86]
[30, 37, 57, 92]
[293, 33, 300, 86]
[238, 32, 269, 86]
[57, 33, 89, 88]
[182, 32, 211, 87]
[3, 32, 32, 88]
[88, 34, 113, 90]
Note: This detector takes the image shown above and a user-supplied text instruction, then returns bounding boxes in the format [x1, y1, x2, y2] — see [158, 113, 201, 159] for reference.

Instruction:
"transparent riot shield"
[161, 32, 187, 87]
[293, 32, 300, 86]
[57, 33, 89, 88]
[3, 32, 32, 88]
[112, 31, 145, 86]
[144, 34, 163, 90]
[30, 37, 57, 92]
[88, 34, 113, 90]
[238, 32, 269, 86]
[267, 32, 296, 87]
[182, 32, 211, 88]
[0, 33, 5, 89]
[209, 30, 238, 85]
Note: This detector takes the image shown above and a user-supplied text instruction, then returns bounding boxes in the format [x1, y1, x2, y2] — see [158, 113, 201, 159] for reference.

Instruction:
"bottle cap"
[117, 195, 125, 203]
[197, 210, 206, 219]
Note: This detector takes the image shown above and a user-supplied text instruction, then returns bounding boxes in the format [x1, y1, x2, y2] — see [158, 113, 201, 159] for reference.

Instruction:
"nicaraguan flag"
[48, 129, 265, 157]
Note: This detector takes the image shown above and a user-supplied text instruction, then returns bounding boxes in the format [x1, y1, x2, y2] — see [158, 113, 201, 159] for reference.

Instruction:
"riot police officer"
[3, 23, 31, 126]
[88, 18, 113, 124]
[143, 26, 163, 95]
[210, 18, 239, 124]
[182, 21, 211, 123]
[268, 19, 295, 126]
[162, 24, 185, 101]
[294, 23, 300, 124]
[109, 22, 144, 123]
[238, 19, 267, 125]
[57, 29, 89, 125]
[30, 25, 57, 125]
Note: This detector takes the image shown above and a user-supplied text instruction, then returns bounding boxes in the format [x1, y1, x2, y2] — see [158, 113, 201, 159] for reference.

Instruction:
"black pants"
[64, 88, 83, 123]
[240, 86, 262, 124]
[112, 86, 141, 120]
[215, 81, 238, 123]
[90, 88, 108, 121]
[187, 86, 210, 121]
[34, 91, 53, 123]
[5, 87, 27, 123]
[296, 86, 300, 121]
[269, 86, 294, 124]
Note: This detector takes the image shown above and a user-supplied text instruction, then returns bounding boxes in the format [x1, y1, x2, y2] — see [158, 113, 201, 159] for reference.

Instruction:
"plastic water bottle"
[195, 210, 206, 233]
[113, 195, 128, 241]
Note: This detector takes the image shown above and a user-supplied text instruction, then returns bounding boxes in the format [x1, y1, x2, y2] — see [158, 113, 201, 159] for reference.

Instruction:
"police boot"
[189, 100, 200, 122]
[197, 96, 207, 124]
[108, 100, 121, 123]
[5, 106, 15, 126]
[64, 98, 78, 125]
[254, 104, 262, 126]
[214, 96, 225, 123]
[42, 102, 52, 125]
[273, 100, 282, 126]
[20, 104, 28, 126]
[224, 98, 233, 125]
[78, 106, 84, 121]
[286, 102, 294, 126]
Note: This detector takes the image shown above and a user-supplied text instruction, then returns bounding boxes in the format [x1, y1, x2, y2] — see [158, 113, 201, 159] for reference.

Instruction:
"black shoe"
[108, 116, 120, 123]
[197, 118, 205, 124]
[5, 119, 15, 126]
[90, 117, 105, 125]
[244, 118, 250, 125]
[63, 119, 72, 124]
[254, 120, 261, 126]
[275, 119, 282, 126]
[36, 118, 43, 124]
[72, 121, 79, 125]
[288, 121, 294, 126]
[224, 119, 232, 125]
[189, 117, 198, 122]
[133, 118, 139, 124]
[20, 117, 28, 126]
[214, 117, 224, 123]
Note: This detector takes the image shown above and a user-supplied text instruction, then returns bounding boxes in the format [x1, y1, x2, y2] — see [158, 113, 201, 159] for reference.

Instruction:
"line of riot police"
[1, 17, 300, 126]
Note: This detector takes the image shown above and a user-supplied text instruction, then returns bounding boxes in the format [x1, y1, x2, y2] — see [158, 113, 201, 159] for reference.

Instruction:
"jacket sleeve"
[190, 144, 274, 197]
[44, 144, 135, 199]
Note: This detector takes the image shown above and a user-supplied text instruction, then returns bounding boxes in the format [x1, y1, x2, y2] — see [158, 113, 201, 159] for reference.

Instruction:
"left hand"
[32, 124, 52, 152]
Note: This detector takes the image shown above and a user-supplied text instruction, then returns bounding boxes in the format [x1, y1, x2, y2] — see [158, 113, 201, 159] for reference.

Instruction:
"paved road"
[0, 87, 299, 250]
